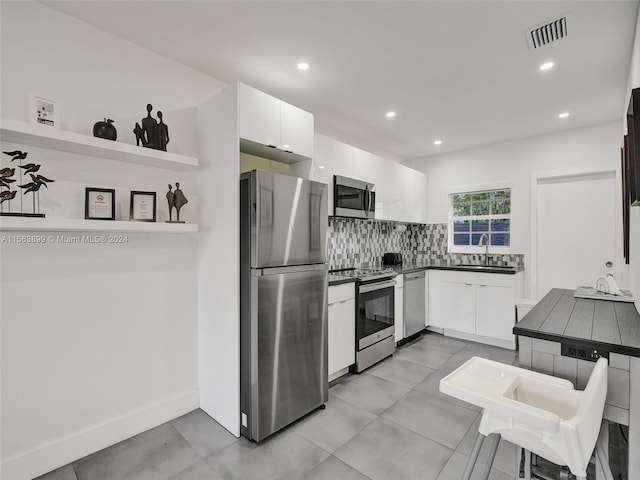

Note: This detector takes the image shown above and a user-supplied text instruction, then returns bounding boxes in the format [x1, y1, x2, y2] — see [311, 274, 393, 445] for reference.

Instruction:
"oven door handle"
[359, 280, 396, 294]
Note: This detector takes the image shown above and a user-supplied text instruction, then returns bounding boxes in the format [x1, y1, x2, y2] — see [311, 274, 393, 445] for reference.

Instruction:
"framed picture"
[130, 191, 156, 222]
[30, 95, 59, 128]
[622, 136, 630, 264]
[85, 188, 115, 220]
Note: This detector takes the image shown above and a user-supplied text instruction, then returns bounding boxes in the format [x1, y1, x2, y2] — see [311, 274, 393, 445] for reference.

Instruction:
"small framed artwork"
[30, 95, 59, 128]
[130, 191, 156, 222]
[85, 188, 115, 220]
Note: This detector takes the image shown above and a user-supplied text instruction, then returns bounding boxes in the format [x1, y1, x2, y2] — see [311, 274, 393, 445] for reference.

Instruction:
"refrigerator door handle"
[252, 264, 328, 276]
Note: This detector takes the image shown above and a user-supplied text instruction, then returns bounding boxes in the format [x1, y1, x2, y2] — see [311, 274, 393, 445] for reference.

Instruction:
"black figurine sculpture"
[1, 150, 54, 217]
[156, 111, 169, 152]
[166, 183, 174, 222]
[166, 182, 188, 223]
[133, 104, 169, 151]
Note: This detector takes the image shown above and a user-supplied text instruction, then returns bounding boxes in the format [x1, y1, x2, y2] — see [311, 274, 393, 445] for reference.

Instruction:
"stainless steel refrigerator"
[240, 169, 328, 442]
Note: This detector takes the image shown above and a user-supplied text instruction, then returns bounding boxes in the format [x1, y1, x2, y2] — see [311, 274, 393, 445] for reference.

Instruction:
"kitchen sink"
[456, 264, 516, 271]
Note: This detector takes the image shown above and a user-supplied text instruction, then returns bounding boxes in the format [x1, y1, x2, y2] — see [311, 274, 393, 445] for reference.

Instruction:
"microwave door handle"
[365, 186, 372, 215]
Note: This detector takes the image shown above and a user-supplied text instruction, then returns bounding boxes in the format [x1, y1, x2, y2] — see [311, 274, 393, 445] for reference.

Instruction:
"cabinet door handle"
[478, 285, 487, 288]
[465, 283, 473, 286]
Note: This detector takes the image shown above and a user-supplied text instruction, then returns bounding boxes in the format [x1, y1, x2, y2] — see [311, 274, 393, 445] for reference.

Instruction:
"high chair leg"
[480, 433, 500, 480]
[462, 432, 485, 480]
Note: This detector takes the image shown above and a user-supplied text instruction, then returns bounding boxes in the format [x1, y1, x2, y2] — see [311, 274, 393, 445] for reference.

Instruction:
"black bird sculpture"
[0, 178, 16, 188]
[19, 163, 41, 174]
[18, 182, 45, 194]
[30, 174, 54, 185]
[3, 150, 28, 161]
[0, 190, 17, 204]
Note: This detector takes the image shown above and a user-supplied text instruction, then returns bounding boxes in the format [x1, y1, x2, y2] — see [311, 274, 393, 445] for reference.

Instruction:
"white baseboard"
[443, 329, 516, 350]
[1, 388, 199, 480]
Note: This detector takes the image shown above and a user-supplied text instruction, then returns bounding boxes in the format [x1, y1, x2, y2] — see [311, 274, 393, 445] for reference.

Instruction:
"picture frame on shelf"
[622, 136, 630, 265]
[130, 191, 156, 222]
[85, 187, 115, 220]
[30, 95, 59, 128]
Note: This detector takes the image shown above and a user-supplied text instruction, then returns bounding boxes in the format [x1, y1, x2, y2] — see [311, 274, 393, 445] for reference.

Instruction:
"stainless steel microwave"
[333, 175, 375, 219]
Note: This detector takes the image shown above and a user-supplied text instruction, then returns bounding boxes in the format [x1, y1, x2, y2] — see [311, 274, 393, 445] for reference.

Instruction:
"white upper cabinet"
[238, 83, 280, 148]
[397, 165, 427, 223]
[354, 150, 427, 223]
[238, 83, 314, 162]
[313, 133, 427, 222]
[413, 170, 428, 223]
[280, 101, 314, 158]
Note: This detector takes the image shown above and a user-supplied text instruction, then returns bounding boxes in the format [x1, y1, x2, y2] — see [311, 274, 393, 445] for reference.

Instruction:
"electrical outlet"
[561, 343, 609, 362]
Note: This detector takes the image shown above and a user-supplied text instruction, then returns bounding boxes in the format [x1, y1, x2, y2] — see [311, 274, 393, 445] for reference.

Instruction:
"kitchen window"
[448, 187, 511, 252]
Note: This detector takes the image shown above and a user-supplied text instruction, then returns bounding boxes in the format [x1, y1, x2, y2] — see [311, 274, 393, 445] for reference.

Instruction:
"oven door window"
[335, 184, 366, 211]
[358, 285, 394, 339]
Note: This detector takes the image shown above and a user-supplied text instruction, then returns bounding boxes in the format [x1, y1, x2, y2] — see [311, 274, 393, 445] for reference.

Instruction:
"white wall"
[197, 86, 240, 437]
[623, 4, 640, 311]
[410, 121, 622, 298]
[0, 2, 225, 479]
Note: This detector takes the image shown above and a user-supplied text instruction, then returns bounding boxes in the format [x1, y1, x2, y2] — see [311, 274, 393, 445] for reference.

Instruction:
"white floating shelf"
[0, 118, 198, 171]
[0, 216, 198, 233]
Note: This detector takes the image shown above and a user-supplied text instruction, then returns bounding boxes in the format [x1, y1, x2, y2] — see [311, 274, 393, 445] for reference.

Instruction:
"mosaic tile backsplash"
[328, 217, 524, 270]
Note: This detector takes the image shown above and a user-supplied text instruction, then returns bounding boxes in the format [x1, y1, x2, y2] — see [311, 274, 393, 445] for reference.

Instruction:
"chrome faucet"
[478, 233, 489, 266]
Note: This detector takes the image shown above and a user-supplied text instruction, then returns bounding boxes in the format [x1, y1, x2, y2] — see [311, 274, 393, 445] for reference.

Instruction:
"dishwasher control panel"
[561, 342, 609, 362]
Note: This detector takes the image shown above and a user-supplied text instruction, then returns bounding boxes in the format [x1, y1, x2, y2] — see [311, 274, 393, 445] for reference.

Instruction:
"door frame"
[529, 167, 620, 300]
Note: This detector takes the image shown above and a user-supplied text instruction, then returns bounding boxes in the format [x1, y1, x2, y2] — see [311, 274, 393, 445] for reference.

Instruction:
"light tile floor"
[37, 333, 521, 480]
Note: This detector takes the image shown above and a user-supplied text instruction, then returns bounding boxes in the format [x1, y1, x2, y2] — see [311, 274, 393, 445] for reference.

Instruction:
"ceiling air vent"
[526, 14, 568, 50]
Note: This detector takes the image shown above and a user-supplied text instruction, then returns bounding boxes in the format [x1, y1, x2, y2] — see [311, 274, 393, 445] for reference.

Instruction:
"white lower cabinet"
[440, 281, 475, 333]
[428, 270, 523, 349]
[475, 284, 518, 342]
[394, 274, 404, 343]
[328, 283, 356, 380]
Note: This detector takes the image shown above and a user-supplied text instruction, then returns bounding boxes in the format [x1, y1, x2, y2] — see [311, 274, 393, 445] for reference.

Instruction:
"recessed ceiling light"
[558, 112, 570, 119]
[386, 111, 396, 118]
[297, 62, 310, 71]
[540, 61, 555, 71]
[318, 165, 325, 169]
[434, 140, 443, 145]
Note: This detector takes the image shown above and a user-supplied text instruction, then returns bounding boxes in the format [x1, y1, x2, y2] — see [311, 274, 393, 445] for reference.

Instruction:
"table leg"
[595, 420, 609, 480]
[630, 357, 640, 480]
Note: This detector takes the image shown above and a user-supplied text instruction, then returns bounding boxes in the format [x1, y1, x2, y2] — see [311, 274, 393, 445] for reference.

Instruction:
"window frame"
[447, 183, 512, 254]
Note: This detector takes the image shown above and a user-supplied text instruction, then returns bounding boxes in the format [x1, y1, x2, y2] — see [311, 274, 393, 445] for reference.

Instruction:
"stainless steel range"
[331, 268, 397, 372]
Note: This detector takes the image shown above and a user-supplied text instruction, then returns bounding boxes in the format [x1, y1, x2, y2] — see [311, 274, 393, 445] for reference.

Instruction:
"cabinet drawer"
[329, 283, 355, 304]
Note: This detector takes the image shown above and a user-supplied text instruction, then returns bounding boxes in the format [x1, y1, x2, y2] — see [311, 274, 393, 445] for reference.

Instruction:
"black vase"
[93, 118, 117, 141]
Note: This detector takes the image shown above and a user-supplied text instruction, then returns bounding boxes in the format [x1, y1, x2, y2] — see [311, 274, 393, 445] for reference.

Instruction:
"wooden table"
[514, 288, 640, 479]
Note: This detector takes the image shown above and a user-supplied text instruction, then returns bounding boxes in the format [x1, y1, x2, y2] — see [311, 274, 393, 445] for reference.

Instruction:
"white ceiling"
[42, 0, 639, 162]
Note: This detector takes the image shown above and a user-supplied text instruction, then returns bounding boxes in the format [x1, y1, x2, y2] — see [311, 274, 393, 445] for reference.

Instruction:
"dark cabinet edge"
[513, 327, 640, 358]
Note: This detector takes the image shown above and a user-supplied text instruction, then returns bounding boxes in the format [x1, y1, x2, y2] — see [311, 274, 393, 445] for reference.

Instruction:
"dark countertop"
[328, 262, 523, 285]
[389, 261, 524, 275]
[514, 288, 640, 357]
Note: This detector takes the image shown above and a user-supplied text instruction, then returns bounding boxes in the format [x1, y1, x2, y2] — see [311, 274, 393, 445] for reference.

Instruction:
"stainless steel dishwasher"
[404, 270, 426, 337]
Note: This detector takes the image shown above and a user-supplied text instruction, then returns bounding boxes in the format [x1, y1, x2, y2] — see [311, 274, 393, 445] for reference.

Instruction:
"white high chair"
[440, 356, 613, 480]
